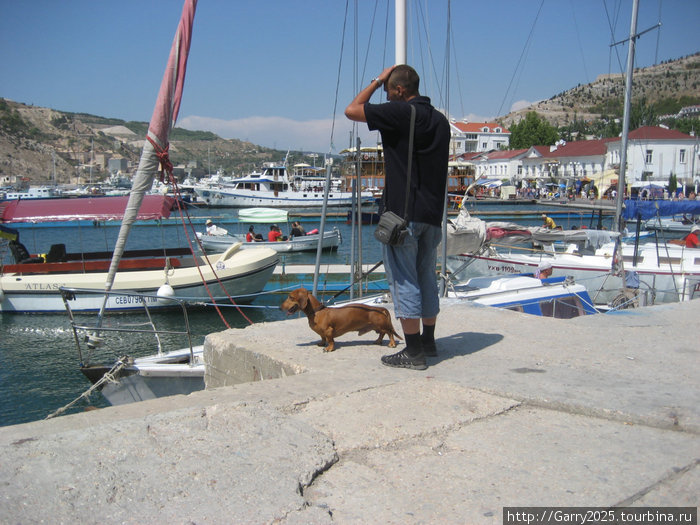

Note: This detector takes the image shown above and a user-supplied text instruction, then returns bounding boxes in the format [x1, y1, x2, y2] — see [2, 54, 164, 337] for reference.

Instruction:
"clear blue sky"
[1, 1, 698, 154]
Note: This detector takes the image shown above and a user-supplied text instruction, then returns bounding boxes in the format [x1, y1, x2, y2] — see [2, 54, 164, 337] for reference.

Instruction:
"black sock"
[404, 333, 422, 357]
[421, 325, 435, 344]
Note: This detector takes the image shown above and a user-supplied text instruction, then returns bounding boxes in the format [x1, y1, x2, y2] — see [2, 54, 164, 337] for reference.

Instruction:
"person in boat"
[684, 225, 699, 248]
[268, 224, 287, 242]
[541, 214, 557, 229]
[535, 260, 553, 279]
[246, 226, 263, 242]
[290, 221, 306, 238]
[205, 219, 228, 236]
[669, 224, 699, 248]
[345, 63, 450, 371]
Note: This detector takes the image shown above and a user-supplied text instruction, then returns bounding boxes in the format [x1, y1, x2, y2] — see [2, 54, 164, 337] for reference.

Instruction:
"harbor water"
[0, 201, 615, 426]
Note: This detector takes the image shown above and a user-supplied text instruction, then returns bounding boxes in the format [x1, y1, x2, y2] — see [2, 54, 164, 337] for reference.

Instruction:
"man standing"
[345, 64, 450, 370]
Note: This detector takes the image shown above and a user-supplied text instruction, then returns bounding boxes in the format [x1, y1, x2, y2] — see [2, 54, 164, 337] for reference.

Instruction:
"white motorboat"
[643, 216, 700, 233]
[1, 241, 278, 313]
[354, 274, 597, 318]
[194, 161, 375, 208]
[445, 275, 597, 317]
[196, 207, 341, 253]
[0, 197, 279, 313]
[199, 230, 341, 253]
[448, 241, 700, 306]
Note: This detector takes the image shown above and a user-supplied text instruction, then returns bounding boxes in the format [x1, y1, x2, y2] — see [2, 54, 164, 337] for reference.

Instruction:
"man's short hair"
[387, 65, 419, 96]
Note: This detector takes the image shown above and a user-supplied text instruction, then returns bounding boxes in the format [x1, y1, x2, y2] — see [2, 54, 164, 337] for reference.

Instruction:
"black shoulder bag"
[374, 104, 416, 246]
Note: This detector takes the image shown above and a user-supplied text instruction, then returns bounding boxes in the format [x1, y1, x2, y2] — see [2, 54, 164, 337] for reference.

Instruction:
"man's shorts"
[382, 221, 441, 319]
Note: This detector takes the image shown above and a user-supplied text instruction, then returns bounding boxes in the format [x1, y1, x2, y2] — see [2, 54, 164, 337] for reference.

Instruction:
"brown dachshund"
[280, 287, 402, 352]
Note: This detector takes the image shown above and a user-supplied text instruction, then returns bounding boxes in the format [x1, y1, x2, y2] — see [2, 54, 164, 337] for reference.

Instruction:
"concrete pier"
[1, 298, 698, 523]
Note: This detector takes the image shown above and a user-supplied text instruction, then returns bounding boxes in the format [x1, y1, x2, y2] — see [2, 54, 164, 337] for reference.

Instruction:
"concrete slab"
[291, 379, 519, 453]
[0, 403, 336, 524]
[0, 297, 698, 523]
[305, 406, 699, 524]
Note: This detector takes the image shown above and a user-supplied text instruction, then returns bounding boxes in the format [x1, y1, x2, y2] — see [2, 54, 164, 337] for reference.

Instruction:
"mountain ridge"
[499, 52, 699, 127]
[2, 53, 699, 186]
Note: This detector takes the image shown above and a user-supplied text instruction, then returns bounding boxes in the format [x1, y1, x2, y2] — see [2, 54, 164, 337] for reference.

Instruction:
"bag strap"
[401, 104, 416, 219]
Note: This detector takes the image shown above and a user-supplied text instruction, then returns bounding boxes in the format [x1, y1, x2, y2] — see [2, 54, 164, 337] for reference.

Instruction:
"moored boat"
[62, 288, 206, 405]
[446, 274, 598, 317]
[448, 241, 700, 306]
[351, 274, 597, 318]
[197, 207, 342, 253]
[1, 241, 278, 313]
[194, 161, 375, 208]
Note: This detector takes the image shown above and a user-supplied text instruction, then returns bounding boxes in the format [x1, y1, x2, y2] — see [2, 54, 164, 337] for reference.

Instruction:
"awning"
[630, 181, 666, 189]
[591, 169, 618, 194]
[476, 179, 502, 189]
[237, 207, 289, 223]
[0, 195, 175, 223]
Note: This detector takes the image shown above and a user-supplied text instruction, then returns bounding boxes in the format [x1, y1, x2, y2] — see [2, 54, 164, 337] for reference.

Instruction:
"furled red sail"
[98, 0, 197, 322]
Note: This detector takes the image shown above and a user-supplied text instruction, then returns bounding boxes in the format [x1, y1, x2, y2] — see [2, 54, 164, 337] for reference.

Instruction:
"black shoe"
[381, 349, 427, 370]
[422, 340, 437, 357]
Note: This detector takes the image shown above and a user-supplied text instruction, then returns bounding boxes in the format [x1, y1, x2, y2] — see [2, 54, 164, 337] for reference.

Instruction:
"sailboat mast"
[613, 0, 640, 232]
[395, 0, 406, 64]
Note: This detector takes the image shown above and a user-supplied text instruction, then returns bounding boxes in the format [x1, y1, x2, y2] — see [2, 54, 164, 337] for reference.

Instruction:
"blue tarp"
[622, 199, 700, 220]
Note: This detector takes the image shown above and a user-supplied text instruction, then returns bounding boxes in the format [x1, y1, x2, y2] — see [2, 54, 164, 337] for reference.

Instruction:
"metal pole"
[312, 160, 332, 296]
[613, 0, 639, 232]
[395, 0, 406, 64]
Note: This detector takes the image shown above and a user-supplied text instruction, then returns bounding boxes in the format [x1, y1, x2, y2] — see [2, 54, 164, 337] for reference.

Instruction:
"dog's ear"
[293, 289, 308, 310]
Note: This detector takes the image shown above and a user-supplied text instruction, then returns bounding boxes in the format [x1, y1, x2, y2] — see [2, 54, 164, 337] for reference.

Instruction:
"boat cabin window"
[539, 297, 585, 319]
[658, 257, 681, 266]
[504, 305, 524, 313]
[622, 255, 644, 264]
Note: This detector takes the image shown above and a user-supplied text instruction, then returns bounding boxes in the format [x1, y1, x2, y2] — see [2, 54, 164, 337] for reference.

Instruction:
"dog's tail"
[379, 308, 403, 340]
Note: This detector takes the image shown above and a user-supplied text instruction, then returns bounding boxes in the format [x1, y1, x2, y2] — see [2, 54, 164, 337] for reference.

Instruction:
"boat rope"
[145, 135, 253, 328]
[45, 357, 130, 420]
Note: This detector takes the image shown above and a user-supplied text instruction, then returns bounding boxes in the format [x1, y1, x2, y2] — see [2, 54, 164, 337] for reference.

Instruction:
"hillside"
[500, 52, 700, 127]
[2, 52, 699, 186]
[0, 100, 295, 186]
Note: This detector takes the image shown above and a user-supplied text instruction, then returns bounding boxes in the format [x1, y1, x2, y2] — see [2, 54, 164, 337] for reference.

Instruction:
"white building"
[449, 121, 510, 155]
[604, 126, 698, 186]
[459, 126, 699, 195]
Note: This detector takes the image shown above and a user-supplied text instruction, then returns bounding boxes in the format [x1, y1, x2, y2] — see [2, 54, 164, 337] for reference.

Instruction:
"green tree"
[629, 98, 658, 129]
[668, 173, 678, 195]
[509, 112, 559, 149]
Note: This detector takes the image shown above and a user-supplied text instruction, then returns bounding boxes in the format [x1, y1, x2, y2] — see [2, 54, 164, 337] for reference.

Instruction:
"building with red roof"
[449, 120, 510, 154]
[453, 126, 698, 195]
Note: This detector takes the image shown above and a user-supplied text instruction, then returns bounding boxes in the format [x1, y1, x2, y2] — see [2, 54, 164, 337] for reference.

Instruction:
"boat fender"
[157, 283, 175, 300]
[220, 242, 242, 262]
[308, 228, 318, 235]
